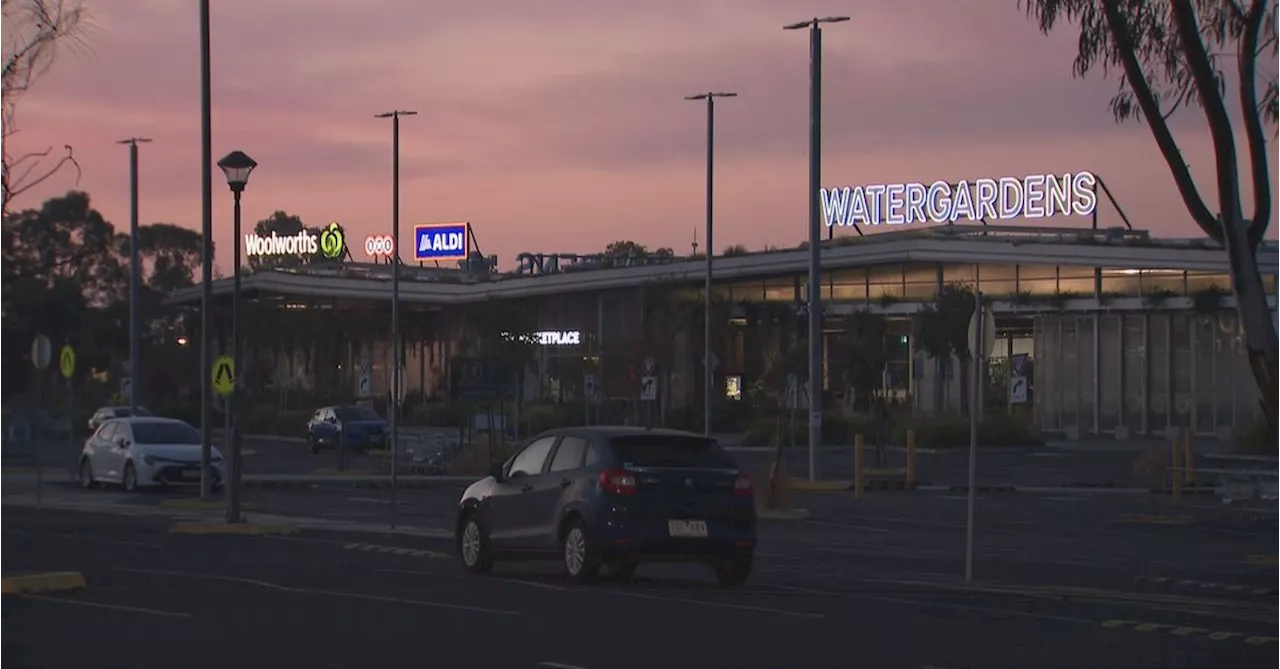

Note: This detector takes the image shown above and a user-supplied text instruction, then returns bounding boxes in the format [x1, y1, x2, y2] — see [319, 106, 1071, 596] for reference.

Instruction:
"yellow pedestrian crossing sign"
[212, 356, 235, 395]
[59, 345, 76, 379]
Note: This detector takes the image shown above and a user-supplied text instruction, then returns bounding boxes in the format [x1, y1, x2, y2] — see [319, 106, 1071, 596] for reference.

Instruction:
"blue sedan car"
[305, 405, 387, 454]
[455, 426, 757, 586]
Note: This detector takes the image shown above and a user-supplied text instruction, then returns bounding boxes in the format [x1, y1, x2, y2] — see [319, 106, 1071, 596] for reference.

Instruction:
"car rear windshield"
[133, 422, 201, 445]
[609, 434, 736, 469]
[340, 407, 381, 421]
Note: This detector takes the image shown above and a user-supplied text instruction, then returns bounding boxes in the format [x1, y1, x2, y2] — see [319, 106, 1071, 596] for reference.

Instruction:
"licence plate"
[667, 520, 708, 538]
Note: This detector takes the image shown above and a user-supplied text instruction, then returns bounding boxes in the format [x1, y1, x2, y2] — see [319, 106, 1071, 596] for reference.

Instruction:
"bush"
[891, 414, 1039, 449]
[447, 441, 516, 477]
[407, 402, 468, 428]
[739, 413, 881, 447]
[665, 401, 756, 433]
[523, 402, 581, 435]
[1238, 416, 1277, 455]
[241, 404, 312, 437]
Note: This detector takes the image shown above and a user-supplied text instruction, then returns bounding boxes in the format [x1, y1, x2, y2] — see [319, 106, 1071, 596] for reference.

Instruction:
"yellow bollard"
[1170, 432, 1182, 503]
[854, 433, 865, 498]
[906, 428, 917, 489]
[1183, 427, 1195, 486]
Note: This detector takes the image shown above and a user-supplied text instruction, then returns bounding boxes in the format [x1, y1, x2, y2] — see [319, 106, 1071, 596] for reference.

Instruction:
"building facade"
[166, 225, 1279, 440]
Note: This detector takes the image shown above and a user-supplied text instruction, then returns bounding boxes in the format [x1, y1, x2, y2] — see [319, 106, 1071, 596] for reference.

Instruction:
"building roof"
[164, 224, 1280, 307]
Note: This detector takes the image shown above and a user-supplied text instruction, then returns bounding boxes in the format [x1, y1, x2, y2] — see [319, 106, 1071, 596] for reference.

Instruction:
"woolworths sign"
[245, 222, 345, 259]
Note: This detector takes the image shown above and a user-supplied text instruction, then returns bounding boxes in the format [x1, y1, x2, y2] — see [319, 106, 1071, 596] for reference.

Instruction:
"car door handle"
[559, 479, 571, 488]
[520, 484, 533, 493]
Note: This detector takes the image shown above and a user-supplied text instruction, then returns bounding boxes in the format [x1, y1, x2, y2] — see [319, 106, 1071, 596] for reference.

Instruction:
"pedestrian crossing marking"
[342, 542, 447, 559]
[1133, 575, 1274, 596]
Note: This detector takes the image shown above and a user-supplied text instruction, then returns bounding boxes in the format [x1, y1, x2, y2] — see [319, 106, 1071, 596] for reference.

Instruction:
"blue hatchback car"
[305, 405, 387, 454]
[455, 426, 757, 586]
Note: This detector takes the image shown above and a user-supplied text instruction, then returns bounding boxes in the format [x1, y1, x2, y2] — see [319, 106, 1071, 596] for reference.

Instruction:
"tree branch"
[1170, 0, 1244, 231]
[1101, 0, 1221, 241]
[1237, 0, 1272, 249]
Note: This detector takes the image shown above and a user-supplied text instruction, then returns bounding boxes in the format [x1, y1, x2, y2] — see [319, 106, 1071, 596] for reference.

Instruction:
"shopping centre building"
[167, 214, 1280, 442]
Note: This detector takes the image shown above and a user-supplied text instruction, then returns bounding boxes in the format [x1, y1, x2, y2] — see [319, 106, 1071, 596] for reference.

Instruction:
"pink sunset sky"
[10, 0, 1278, 272]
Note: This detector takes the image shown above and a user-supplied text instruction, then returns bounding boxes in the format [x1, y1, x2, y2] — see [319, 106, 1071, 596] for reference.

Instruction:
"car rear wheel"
[122, 462, 139, 493]
[458, 514, 493, 574]
[78, 458, 96, 490]
[714, 552, 752, 587]
[562, 519, 600, 583]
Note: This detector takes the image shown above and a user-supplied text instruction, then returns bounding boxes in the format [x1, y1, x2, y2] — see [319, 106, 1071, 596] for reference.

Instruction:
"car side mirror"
[116, 438, 129, 449]
[488, 463, 505, 482]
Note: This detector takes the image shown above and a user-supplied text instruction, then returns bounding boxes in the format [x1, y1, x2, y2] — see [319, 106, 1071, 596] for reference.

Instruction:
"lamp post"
[118, 137, 152, 416]
[784, 15, 848, 482]
[684, 92, 736, 437]
[216, 149, 257, 524]
[375, 109, 416, 529]
[198, 0, 214, 501]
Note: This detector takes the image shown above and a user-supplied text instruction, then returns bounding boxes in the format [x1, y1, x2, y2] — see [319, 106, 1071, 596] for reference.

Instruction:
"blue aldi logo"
[413, 223, 469, 261]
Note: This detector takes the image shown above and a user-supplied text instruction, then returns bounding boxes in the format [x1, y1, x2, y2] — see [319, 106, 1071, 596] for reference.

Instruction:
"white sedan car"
[78, 417, 225, 492]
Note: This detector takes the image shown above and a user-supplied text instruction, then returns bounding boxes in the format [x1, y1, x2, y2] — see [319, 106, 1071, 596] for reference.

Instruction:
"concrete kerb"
[241, 475, 474, 490]
[1, 571, 88, 595]
[159, 499, 254, 511]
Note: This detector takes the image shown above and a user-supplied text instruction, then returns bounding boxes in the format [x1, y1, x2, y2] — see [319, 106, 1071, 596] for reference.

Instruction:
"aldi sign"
[413, 223, 468, 261]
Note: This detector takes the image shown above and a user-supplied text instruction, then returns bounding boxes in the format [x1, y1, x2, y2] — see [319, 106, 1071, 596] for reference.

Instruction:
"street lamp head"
[685, 92, 738, 101]
[783, 16, 850, 30]
[217, 150, 257, 192]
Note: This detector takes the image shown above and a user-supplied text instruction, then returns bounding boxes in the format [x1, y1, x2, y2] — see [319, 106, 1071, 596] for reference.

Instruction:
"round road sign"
[212, 355, 235, 395]
[31, 335, 52, 370]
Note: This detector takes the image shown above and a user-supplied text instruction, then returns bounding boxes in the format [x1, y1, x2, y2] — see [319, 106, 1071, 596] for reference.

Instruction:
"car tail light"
[733, 472, 753, 497]
[599, 468, 638, 495]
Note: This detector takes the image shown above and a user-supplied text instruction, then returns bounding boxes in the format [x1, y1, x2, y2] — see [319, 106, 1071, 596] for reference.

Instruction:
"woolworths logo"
[244, 222, 345, 258]
[318, 223, 344, 259]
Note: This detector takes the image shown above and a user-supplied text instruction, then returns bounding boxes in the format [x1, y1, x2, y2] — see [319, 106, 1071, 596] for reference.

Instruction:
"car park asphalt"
[4, 486, 1276, 668]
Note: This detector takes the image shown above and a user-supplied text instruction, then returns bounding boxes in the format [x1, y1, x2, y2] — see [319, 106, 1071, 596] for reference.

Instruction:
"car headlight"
[142, 455, 158, 465]
[211, 456, 224, 464]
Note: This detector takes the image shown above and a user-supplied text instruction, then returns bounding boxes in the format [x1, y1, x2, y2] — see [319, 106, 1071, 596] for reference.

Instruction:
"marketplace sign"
[245, 222, 345, 259]
[820, 171, 1098, 228]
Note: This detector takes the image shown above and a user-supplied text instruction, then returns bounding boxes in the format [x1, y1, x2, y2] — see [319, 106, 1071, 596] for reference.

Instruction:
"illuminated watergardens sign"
[245, 222, 345, 259]
[820, 171, 1098, 228]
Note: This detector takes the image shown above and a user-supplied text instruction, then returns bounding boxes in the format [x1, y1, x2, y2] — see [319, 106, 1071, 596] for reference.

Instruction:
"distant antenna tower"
[691, 227, 699, 255]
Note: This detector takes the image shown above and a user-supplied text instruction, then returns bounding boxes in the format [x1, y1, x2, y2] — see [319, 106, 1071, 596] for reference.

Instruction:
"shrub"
[740, 413, 881, 447]
[891, 414, 1039, 449]
[1238, 415, 1276, 455]
[447, 441, 516, 477]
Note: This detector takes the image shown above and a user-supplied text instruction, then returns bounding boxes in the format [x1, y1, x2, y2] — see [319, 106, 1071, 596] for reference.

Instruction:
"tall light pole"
[785, 16, 848, 482]
[375, 109, 415, 529]
[684, 92, 736, 437]
[217, 150, 257, 524]
[118, 137, 152, 416]
[198, 0, 215, 501]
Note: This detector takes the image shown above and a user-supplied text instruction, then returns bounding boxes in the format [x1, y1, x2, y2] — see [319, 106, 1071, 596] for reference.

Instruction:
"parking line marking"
[760, 582, 840, 596]
[115, 567, 521, 616]
[1100, 620, 1278, 646]
[538, 663, 589, 669]
[1134, 576, 1276, 596]
[15, 594, 193, 619]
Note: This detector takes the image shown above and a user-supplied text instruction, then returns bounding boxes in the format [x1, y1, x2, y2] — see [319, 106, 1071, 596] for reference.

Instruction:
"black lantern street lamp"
[216, 149, 256, 524]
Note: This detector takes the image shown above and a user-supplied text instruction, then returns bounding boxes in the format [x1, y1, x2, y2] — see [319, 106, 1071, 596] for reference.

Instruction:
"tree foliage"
[2, 0, 91, 216]
[1023, 0, 1279, 435]
[3, 192, 205, 406]
[830, 310, 890, 412]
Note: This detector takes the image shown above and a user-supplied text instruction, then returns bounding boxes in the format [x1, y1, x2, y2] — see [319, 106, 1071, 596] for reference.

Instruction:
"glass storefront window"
[1140, 269, 1186, 295]
[1057, 266, 1095, 295]
[763, 276, 796, 302]
[1100, 269, 1141, 296]
[830, 269, 867, 302]
[1186, 271, 1229, 294]
[942, 263, 976, 285]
